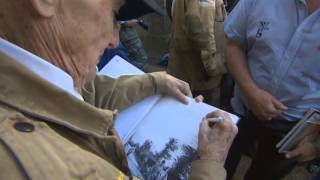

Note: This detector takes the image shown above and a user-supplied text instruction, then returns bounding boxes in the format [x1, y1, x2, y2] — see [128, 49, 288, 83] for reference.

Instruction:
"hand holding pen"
[197, 111, 238, 164]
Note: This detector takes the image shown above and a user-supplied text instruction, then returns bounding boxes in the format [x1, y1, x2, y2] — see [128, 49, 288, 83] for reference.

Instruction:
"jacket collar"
[0, 38, 83, 100]
[0, 52, 115, 138]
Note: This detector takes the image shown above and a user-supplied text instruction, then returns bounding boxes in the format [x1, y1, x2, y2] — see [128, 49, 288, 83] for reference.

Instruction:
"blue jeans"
[120, 26, 148, 70]
[225, 112, 298, 180]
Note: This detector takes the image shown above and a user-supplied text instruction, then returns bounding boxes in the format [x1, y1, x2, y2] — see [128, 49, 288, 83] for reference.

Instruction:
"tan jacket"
[168, 0, 227, 91]
[0, 52, 226, 180]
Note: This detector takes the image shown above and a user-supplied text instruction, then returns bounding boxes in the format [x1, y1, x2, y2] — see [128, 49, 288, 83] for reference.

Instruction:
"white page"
[116, 95, 161, 140]
[98, 55, 161, 140]
[98, 55, 240, 179]
[98, 55, 144, 78]
[127, 96, 238, 149]
[125, 97, 239, 179]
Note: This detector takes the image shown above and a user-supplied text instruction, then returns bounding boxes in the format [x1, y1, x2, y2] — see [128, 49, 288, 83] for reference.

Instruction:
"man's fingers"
[263, 111, 278, 119]
[261, 104, 278, 120]
[221, 111, 231, 121]
[180, 82, 192, 97]
[265, 102, 278, 114]
[220, 112, 237, 132]
[262, 99, 287, 120]
[286, 147, 302, 159]
[206, 110, 221, 118]
[298, 134, 314, 146]
[199, 118, 210, 135]
[165, 75, 192, 101]
[205, 111, 224, 129]
[174, 89, 189, 104]
[195, 95, 204, 103]
[286, 143, 316, 162]
[258, 98, 283, 120]
[205, 111, 236, 130]
[272, 98, 288, 111]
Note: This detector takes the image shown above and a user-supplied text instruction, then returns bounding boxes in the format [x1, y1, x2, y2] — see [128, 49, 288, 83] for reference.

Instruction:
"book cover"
[277, 109, 320, 153]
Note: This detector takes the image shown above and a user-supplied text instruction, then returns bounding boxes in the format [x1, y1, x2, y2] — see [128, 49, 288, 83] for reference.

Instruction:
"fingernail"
[285, 154, 290, 159]
[207, 117, 224, 123]
[184, 100, 189, 105]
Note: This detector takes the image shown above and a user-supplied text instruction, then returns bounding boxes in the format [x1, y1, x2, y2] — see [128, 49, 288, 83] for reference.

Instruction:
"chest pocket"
[0, 113, 125, 180]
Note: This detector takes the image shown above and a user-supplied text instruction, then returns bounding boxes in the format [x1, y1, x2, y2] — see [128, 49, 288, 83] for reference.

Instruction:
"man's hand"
[195, 95, 204, 103]
[245, 87, 288, 120]
[197, 111, 238, 164]
[286, 134, 319, 162]
[163, 74, 192, 104]
[226, 38, 287, 120]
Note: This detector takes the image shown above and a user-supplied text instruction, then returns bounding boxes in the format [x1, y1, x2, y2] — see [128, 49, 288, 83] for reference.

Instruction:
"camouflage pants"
[120, 26, 148, 70]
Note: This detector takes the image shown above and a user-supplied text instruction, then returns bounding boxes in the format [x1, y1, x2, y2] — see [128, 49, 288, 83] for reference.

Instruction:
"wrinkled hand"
[286, 133, 319, 162]
[195, 95, 204, 103]
[163, 74, 192, 104]
[197, 111, 238, 164]
[245, 87, 288, 120]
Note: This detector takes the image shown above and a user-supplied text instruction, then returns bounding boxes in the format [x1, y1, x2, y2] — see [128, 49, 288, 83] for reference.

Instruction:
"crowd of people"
[0, 0, 319, 180]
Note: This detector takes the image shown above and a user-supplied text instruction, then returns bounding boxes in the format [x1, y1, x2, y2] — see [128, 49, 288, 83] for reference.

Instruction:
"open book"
[277, 109, 320, 153]
[99, 55, 239, 179]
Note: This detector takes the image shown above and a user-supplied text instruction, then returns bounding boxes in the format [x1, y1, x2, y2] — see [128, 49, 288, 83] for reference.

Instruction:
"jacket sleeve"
[185, 0, 227, 76]
[184, 0, 210, 50]
[82, 72, 166, 111]
[189, 160, 227, 180]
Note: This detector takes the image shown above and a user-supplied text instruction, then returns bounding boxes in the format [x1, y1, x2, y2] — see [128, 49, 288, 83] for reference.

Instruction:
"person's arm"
[224, 0, 287, 120]
[226, 38, 287, 120]
[82, 72, 192, 111]
[189, 111, 238, 180]
[286, 132, 320, 162]
[226, 38, 257, 97]
[200, 0, 227, 77]
[184, 0, 210, 50]
[185, 0, 227, 76]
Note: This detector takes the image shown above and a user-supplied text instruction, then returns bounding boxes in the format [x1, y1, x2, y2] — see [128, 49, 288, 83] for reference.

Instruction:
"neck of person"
[308, 0, 320, 14]
[2, 33, 84, 88]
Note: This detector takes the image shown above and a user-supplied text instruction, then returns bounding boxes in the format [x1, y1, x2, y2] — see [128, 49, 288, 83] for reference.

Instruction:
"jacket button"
[14, 122, 35, 133]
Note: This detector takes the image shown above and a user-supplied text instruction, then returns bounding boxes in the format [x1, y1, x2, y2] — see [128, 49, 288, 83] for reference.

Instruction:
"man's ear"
[29, 0, 57, 17]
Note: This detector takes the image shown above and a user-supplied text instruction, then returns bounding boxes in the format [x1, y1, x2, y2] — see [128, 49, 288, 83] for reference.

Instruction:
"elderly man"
[0, 0, 237, 179]
[168, 0, 227, 106]
[224, 0, 320, 179]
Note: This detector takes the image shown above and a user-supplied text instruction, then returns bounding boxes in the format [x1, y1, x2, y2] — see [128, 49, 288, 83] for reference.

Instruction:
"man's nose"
[108, 31, 120, 49]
